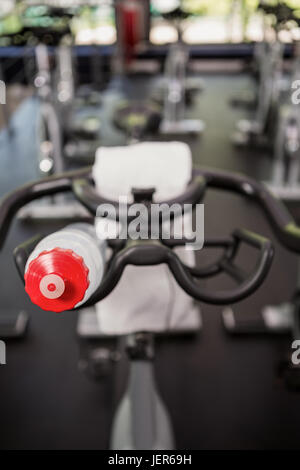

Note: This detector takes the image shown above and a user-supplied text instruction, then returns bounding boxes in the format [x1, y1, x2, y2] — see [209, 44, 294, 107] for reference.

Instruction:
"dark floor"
[0, 69, 299, 450]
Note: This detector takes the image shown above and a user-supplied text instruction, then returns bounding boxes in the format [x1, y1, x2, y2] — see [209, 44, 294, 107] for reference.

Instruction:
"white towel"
[93, 141, 200, 335]
[92, 141, 192, 201]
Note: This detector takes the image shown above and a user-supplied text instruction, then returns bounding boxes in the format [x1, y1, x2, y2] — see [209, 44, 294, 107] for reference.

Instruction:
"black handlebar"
[1, 164, 300, 307]
[195, 167, 300, 254]
[72, 174, 206, 221]
[258, 2, 300, 28]
[1, 165, 299, 252]
[0, 167, 91, 250]
[13, 229, 273, 306]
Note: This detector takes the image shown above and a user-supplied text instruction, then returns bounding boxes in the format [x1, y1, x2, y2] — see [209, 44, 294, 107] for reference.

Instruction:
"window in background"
[150, 0, 300, 45]
[72, 1, 116, 45]
[0, 1, 117, 47]
[0, 0, 15, 19]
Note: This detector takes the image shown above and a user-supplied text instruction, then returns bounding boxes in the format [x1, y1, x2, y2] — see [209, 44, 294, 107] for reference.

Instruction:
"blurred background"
[0, 0, 299, 46]
[1, 0, 300, 451]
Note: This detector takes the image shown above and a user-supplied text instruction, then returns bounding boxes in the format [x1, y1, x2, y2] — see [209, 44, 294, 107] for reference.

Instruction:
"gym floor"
[0, 66, 299, 450]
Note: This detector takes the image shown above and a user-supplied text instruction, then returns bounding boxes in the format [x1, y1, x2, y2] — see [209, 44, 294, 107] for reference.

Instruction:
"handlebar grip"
[82, 233, 273, 307]
[0, 167, 91, 250]
[257, 186, 300, 253]
[13, 235, 43, 281]
[221, 228, 273, 283]
[196, 167, 300, 254]
[169, 230, 274, 305]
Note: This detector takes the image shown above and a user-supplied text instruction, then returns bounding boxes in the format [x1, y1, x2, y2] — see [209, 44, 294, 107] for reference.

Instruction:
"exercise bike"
[266, 39, 300, 201]
[53, 35, 103, 164]
[3, 155, 300, 448]
[224, 36, 300, 390]
[18, 42, 90, 220]
[232, 1, 299, 148]
[114, 2, 204, 141]
[153, 3, 204, 136]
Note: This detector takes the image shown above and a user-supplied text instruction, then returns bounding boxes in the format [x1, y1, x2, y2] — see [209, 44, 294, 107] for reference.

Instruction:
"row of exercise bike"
[2, 0, 300, 452]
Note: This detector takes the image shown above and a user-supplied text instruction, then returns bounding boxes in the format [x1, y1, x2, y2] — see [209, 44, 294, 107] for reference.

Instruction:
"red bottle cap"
[25, 248, 90, 313]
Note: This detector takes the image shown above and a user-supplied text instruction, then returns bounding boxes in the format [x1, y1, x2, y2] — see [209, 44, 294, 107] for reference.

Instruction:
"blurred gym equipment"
[232, 1, 291, 147]
[223, 33, 300, 390]
[267, 40, 300, 200]
[18, 42, 89, 219]
[154, 3, 205, 135]
[3, 0, 300, 451]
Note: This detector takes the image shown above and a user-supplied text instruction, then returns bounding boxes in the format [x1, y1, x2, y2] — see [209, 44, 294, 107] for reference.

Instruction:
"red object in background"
[25, 248, 89, 313]
[117, 0, 142, 63]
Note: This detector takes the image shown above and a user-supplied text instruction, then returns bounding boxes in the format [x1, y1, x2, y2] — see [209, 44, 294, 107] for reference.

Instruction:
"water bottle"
[24, 223, 106, 313]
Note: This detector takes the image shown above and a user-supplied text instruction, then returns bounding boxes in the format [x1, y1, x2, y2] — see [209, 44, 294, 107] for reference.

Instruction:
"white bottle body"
[25, 223, 106, 308]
